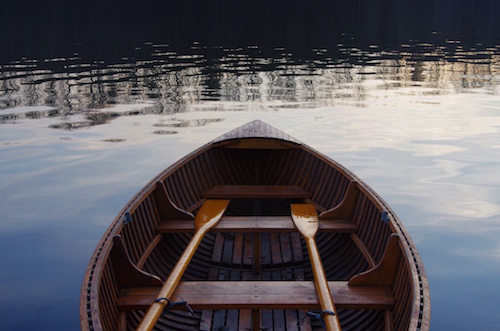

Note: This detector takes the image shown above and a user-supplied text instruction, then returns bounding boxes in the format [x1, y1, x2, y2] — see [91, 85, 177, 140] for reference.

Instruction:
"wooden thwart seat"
[202, 185, 312, 199]
[156, 216, 357, 233]
[155, 182, 358, 234]
[117, 281, 394, 311]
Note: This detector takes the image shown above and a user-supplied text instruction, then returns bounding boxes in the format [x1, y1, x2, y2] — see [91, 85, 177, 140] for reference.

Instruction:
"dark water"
[1, 1, 500, 330]
[2, 0, 500, 61]
[2, 1, 499, 120]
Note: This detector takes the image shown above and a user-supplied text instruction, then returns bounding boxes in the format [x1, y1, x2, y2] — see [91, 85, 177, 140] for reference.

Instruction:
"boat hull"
[80, 120, 430, 330]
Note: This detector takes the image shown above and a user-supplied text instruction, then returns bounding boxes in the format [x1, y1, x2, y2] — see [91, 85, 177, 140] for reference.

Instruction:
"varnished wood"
[291, 204, 342, 331]
[350, 233, 377, 268]
[291, 204, 321, 238]
[117, 281, 395, 311]
[349, 234, 402, 287]
[212, 121, 301, 146]
[215, 137, 300, 149]
[320, 180, 360, 220]
[253, 233, 262, 275]
[252, 310, 260, 331]
[136, 234, 162, 268]
[109, 235, 163, 288]
[81, 120, 430, 331]
[152, 181, 194, 221]
[156, 215, 357, 233]
[136, 199, 229, 331]
[203, 185, 312, 199]
[384, 311, 395, 331]
[117, 312, 127, 331]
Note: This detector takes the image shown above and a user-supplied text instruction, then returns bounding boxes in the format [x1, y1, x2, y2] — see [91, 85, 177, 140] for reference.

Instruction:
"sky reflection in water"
[1, 13, 500, 331]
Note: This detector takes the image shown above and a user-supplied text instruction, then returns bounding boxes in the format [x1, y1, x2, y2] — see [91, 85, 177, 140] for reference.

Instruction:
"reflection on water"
[2, 1, 500, 330]
[1, 42, 499, 129]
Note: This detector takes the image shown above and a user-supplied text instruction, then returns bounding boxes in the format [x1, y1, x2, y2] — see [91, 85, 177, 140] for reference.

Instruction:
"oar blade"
[291, 203, 343, 330]
[195, 199, 230, 231]
[291, 203, 319, 238]
[137, 199, 229, 331]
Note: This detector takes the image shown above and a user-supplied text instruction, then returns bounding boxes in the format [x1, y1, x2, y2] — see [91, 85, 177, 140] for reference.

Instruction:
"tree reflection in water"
[1, 42, 499, 129]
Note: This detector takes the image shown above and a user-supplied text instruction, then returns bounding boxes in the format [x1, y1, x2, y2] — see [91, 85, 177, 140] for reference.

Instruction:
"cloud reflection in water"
[1, 43, 500, 331]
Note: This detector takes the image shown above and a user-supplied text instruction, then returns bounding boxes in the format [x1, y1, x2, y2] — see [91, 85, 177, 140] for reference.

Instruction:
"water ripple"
[1, 42, 499, 131]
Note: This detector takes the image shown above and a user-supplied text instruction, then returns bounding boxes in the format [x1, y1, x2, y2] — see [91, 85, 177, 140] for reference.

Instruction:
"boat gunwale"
[297, 140, 431, 331]
[80, 121, 430, 331]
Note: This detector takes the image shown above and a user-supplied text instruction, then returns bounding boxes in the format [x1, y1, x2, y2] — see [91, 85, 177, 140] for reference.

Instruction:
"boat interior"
[85, 141, 424, 330]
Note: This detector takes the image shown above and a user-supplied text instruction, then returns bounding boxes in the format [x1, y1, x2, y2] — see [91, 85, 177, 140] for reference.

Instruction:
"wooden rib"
[99, 261, 120, 330]
[320, 180, 360, 220]
[117, 281, 394, 311]
[157, 216, 357, 233]
[129, 206, 146, 260]
[349, 234, 402, 287]
[109, 236, 163, 288]
[202, 185, 312, 199]
[352, 194, 392, 265]
[253, 233, 262, 274]
[83, 120, 429, 331]
[136, 234, 162, 269]
[350, 233, 376, 269]
[120, 213, 140, 264]
[252, 310, 260, 331]
[315, 233, 365, 281]
[136, 199, 229, 331]
[152, 181, 194, 221]
[117, 312, 127, 331]
[392, 253, 414, 330]
[384, 310, 395, 331]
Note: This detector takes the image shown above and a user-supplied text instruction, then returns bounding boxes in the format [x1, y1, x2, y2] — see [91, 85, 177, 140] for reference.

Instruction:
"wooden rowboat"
[80, 120, 430, 331]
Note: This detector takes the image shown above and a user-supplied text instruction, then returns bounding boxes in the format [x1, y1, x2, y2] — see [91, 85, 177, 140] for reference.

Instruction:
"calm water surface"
[1, 1, 500, 330]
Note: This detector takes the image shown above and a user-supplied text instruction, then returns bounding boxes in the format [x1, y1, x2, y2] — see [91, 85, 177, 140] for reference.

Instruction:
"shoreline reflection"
[1, 43, 499, 129]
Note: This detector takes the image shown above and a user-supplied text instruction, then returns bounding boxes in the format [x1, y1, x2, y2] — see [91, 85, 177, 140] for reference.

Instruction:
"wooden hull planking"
[80, 120, 430, 331]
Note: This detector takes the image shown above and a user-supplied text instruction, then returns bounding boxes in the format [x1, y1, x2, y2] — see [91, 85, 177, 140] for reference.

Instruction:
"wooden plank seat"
[156, 216, 357, 233]
[110, 227, 401, 330]
[202, 185, 312, 199]
[117, 281, 394, 311]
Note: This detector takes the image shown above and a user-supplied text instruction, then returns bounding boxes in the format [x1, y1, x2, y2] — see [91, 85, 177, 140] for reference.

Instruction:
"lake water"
[1, 1, 500, 330]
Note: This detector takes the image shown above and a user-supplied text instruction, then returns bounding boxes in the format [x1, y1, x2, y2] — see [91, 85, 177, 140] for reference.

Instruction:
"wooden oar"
[136, 199, 229, 331]
[291, 204, 342, 331]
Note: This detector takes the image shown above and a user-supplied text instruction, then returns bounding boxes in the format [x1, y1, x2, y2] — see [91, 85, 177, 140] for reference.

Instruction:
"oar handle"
[136, 200, 229, 331]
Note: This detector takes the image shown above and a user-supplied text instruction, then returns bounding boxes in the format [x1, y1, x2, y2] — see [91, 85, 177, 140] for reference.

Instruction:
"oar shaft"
[137, 199, 229, 331]
[305, 238, 342, 331]
[136, 230, 205, 331]
[291, 204, 342, 331]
